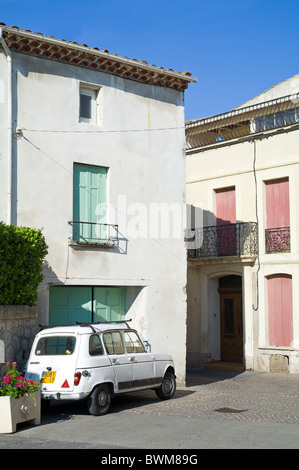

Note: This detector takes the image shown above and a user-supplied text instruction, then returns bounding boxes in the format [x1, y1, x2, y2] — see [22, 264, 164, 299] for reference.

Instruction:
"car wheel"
[87, 384, 112, 416]
[155, 372, 176, 400]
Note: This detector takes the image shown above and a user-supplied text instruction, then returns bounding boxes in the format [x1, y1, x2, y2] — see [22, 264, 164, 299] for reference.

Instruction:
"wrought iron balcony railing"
[69, 221, 119, 246]
[188, 222, 258, 259]
[265, 227, 290, 253]
[186, 93, 299, 150]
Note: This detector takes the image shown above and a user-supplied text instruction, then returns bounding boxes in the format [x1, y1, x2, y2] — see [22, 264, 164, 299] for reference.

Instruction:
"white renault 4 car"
[25, 322, 176, 415]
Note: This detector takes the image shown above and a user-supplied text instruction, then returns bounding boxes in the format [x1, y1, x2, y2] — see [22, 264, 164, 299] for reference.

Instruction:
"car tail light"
[74, 372, 81, 386]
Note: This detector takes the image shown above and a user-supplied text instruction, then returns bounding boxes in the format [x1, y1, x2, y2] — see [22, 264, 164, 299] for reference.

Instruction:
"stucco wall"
[186, 127, 299, 373]
[0, 51, 187, 382]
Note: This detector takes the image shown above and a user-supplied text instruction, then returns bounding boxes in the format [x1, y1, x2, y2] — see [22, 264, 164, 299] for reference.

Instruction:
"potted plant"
[0, 362, 41, 433]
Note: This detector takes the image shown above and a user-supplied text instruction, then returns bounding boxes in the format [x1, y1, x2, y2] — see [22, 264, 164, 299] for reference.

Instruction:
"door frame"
[218, 275, 243, 363]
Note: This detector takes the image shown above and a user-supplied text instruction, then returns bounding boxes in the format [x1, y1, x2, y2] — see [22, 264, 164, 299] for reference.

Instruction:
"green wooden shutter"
[93, 287, 126, 322]
[73, 164, 107, 242]
[49, 286, 92, 325]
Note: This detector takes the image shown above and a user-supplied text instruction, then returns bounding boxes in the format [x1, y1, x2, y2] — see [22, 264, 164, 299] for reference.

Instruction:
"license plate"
[40, 371, 56, 383]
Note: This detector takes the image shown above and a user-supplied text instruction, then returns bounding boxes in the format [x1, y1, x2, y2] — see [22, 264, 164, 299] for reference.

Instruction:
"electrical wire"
[21, 126, 185, 134]
[19, 131, 186, 266]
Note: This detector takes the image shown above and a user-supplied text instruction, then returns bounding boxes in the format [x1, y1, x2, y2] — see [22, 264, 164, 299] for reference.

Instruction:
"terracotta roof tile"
[0, 23, 197, 91]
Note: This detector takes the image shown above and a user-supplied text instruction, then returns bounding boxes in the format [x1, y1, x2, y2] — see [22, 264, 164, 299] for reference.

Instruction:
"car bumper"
[41, 391, 89, 401]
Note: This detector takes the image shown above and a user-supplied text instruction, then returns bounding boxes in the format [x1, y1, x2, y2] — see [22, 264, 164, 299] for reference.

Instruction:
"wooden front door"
[220, 292, 243, 363]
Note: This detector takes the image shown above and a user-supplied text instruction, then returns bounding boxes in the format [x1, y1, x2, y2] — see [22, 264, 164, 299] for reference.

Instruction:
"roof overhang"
[0, 24, 197, 91]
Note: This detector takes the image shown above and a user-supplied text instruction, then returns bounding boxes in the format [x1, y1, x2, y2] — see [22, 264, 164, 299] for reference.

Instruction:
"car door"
[102, 331, 134, 392]
[123, 330, 157, 388]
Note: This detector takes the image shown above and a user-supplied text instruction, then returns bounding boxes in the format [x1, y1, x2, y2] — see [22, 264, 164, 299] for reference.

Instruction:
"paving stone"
[113, 370, 299, 425]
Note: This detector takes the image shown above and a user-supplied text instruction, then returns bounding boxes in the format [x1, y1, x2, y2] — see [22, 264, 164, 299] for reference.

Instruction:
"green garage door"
[93, 287, 126, 322]
[49, 286, 126, 325]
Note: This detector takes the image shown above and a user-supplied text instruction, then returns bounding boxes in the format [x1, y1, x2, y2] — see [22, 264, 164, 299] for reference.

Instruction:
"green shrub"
[0, 222, 48, 306]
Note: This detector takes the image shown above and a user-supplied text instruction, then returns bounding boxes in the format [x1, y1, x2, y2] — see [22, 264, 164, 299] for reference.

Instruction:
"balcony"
[69, 221, 119, 247]
[188, 222, 258, 262]
[185, 93, 299, 150]
[265, 227, 290, 253]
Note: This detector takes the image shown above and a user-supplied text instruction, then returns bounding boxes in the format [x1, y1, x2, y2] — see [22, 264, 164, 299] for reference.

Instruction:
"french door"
[216, 187, 236, 256]
[73, 164, 107, 243]
[267, 274, 293, 347]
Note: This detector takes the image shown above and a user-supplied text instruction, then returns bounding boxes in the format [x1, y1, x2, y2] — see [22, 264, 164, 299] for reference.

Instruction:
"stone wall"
[0, 305, 39, 372]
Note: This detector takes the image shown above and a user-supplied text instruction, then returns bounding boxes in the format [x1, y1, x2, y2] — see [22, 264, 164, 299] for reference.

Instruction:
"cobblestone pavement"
[1, 369, 299, 449]
[111, 369, 299, 425]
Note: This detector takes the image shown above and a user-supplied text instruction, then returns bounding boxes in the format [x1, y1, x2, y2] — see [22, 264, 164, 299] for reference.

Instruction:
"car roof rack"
[38, 320, 132, 333]
[39, 324, 75, 330]
[76, 319, 132, 332]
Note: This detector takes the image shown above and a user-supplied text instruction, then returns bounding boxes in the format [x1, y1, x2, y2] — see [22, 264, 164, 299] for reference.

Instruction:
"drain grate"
[215, 407, 248, 414]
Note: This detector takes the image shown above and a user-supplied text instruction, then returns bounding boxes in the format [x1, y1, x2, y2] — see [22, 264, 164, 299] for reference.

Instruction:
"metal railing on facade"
[186, 93, 299, 150]
[265, 227, 290, 253]
[188, 222, 258, 259]
[69, 221, 119, 246]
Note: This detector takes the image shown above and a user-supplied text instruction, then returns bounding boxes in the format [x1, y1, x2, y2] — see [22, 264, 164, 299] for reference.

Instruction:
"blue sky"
[1, 0, 299, 121]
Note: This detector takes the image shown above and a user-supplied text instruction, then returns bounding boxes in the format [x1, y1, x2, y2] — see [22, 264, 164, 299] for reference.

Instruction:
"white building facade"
[0, 24, 196, 382]
[186, 75, 299, 374]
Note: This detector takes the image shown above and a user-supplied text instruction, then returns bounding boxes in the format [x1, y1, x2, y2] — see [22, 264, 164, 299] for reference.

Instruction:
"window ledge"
[258, 346, 295, 350]
[68, 239, 116, 249]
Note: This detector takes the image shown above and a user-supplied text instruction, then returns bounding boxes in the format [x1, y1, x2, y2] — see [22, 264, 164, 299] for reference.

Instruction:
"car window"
[35, 336, 76, 355]
[89, 334, 104, 356]
[123, 331, 145, 353]
[103, 331, 124, 355]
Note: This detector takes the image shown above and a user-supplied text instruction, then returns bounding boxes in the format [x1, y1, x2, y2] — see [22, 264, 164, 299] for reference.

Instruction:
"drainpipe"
[0, 27, 13, 225]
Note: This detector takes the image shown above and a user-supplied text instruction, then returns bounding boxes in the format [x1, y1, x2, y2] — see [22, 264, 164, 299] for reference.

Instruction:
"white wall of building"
[0, 50, 188, 382]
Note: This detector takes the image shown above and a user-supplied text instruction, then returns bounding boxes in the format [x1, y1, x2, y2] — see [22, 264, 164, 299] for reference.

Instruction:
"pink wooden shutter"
[216, 187, 236, 225]
[265, 178, 290, 229]
[216, 187, 236, 255]
[267, 274, 293, 347]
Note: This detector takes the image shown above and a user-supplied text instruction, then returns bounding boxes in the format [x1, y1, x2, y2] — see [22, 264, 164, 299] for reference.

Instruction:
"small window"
[103, 331, 124, 355]
[35, 336, 76, 356]
[89, 334, 104, 356]
[124, 331, 145, 353]
[80, 92, 92, 120]
[255, 110, 297, 132]
[79, 86, 98, 124]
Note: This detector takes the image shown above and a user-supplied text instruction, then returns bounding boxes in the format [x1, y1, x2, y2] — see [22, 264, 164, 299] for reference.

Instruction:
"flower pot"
[0, 391, 41, 433]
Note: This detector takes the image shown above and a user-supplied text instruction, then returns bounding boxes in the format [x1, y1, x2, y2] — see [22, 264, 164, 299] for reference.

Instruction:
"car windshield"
[35, 336, 76, 355]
